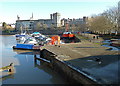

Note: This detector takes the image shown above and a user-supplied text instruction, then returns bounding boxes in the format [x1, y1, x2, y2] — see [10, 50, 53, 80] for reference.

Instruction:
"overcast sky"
[0, 0, 119, 24]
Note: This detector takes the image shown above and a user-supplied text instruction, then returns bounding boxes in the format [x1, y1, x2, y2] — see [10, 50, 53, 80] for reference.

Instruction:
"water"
[102, 40, 120, 51]
[0, 35, 67, 84]
[102, 44, 120, 51]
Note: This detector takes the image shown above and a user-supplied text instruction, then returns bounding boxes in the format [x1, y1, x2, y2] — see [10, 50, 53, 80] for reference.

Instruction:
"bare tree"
[43, 24, 48, 30]
[50, 24, 55, 29]
[71, 24, 76, 32]
[36, 22, 43, 30]
[101, 6, 118, 34]
[88, 15, 113, 34]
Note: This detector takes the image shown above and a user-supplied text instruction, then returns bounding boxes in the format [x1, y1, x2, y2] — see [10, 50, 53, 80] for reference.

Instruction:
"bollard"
[34, 55, 37, 63]
[8, 63, 14, 72]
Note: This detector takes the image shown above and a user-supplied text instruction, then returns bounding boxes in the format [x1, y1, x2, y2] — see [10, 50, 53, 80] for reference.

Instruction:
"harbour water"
[0, 35, 68, 84]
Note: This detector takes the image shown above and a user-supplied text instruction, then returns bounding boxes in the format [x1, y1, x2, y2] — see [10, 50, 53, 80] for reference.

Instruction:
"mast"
[17, 15, 20, 20]
[20, 25, 23, 34]
[32, 13, 33, 19]
[30, 13, 33, 20]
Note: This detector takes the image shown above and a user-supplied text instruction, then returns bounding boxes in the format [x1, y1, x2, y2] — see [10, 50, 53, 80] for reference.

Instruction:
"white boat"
[13, 36, 41, 50]
[32, 32, 42, 38]
[23, 37, 38, 44]
[15, 33, 26, 40]
[15, 25, 27, 40]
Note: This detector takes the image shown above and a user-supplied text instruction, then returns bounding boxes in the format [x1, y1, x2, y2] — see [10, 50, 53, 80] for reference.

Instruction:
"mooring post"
[8, 63, 14, 72]
[34, 55, 37, 63]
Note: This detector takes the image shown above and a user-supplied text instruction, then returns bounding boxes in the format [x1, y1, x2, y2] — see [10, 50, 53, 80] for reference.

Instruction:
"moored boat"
[62, 32, 75, 38]
[13, 36, 40, 50]
[15, 34, 26, 40]
[24, 37, 38, 44]
[13, 44, 41, 51]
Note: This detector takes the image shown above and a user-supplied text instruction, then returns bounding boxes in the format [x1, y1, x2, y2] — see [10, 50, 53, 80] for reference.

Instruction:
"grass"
[75, 34, 89, 40]
[75, 34, 108, 46]
[94, 42, 107, 45]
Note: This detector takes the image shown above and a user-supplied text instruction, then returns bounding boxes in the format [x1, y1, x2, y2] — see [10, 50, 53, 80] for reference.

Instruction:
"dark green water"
[0, 35, 67, 84]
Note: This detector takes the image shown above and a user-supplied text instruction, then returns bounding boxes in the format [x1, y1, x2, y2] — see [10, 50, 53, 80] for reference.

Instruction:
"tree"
[36, 22, 43, 30]
[101, 6, 118, 34]
[88, 15, 113, 34]
[43, 24, 48, 30]
[50, 24, 55, 29]
[87, 6, 118, 34]
[2, 22, 7, 29]
[71, 24, 75, 32]
[2, 22, 14, 32]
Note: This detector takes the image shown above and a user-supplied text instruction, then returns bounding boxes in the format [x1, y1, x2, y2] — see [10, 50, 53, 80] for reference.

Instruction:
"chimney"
[17, 15, 20, 20]
[32, 13, 33, 19]
[50, 14, 53, 20]
[83, 16, 86, 22]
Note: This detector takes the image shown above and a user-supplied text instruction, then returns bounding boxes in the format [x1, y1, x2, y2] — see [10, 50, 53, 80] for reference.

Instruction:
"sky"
[0, 0, 119, 24]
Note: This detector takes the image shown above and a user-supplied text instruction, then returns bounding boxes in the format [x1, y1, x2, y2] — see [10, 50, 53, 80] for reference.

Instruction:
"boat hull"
[13, 46, 40, 51]
[62, 34, 74, 37]
[13, 44, 41, 51]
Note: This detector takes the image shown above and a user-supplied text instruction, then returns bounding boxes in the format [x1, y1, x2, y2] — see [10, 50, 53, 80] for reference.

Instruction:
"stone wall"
[40, 49, 100, 85]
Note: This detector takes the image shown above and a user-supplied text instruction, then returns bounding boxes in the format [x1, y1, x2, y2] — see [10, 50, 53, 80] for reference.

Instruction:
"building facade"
[61, 17, 88, 26]
[15, 20, 34, 31]
[15, 12, 88, 32]
[52, 12, 61, 27]
[61, 17, 88, 32]
[15, 12, 61, 31]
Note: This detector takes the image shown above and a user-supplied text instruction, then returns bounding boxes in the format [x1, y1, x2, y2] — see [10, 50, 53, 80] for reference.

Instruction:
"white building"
[15, 12, 61, 31]
[15, 20, 34, 31]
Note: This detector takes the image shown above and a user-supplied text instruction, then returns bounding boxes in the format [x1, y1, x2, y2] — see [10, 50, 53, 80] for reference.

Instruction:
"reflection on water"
[34, 60, 66, 84]
[102, 40, 120, 51]
[13, 49, 40, 55]
[1, 35, 67, 84]
[1, 73, 14, 81]
[102, 44, 120, 51]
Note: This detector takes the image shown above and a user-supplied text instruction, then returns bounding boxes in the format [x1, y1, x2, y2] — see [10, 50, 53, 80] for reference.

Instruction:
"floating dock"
[39, 41, 119, 85]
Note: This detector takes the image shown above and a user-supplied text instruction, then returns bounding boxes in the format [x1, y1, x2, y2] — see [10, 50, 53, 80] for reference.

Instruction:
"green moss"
[0, 66, 10, 70]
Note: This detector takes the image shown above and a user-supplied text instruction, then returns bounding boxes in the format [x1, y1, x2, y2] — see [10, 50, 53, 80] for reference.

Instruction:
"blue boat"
[13, 44, 40, 51]
[15, 34, 26, 37]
